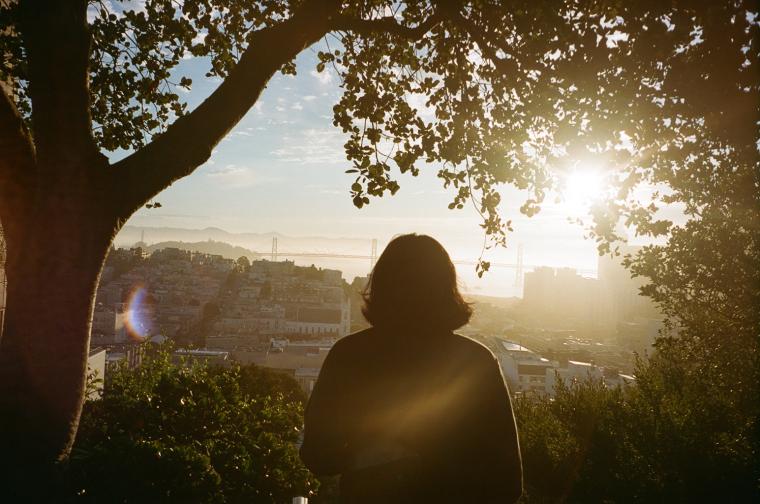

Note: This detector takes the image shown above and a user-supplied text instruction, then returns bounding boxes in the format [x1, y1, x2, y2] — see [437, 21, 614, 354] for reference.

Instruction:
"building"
[496, 340, 555, 396]
[285, 306, 348, 337]
[234, 338, 335, 395]
[86, 347, 107, 400]
[494, 338, 635, 397]
[173, 348, 231, 367]
[522, 267, 602, 324]
[598, 245, 659, 326]
[91, 304, 128, 344]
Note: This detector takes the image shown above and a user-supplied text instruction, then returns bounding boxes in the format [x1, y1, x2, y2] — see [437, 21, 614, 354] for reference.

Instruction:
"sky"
[113, 28, 612, 297]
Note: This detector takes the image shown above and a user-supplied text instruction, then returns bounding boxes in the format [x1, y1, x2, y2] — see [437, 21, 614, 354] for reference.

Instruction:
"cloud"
[270, 128, 347, 164]
[205, 164, 272, 188]
[406, 92, 436, 123]
[291, 102, 303, 111]
[192, 31, 207, 45]
[303, 95, 317, 102]
[310, 69, 334, 85]
[88, 0, 145, 23]
[87, 0, 116, 23]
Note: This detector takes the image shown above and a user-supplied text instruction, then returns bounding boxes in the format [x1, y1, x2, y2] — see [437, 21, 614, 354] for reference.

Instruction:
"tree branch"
[0, 84, 36, 245]
[450, 11, 520, 76]
[330, 12, 442, 40]
[110, 0, 343, 221]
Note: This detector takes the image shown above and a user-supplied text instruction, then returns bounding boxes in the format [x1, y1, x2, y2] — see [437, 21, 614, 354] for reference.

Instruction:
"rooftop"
[568, 360, 593, 367]
[502, 341, 532, 353]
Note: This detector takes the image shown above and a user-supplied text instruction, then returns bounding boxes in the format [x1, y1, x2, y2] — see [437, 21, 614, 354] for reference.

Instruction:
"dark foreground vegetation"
[60, 347, 324, 503]
[25, 335, 752, 503]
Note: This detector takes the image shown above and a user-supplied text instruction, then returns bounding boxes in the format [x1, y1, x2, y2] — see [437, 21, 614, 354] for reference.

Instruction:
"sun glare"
[560, 168, 607, 216]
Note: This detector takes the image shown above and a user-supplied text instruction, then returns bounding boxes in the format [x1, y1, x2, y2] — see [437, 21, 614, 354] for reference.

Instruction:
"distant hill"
[144, 240, 262, 260]
[116, 225, 377, 255]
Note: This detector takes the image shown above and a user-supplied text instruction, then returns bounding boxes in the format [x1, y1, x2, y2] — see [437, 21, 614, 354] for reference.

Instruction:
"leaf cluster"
[66, 345, 318, 503]
[515, 355, 759, 503]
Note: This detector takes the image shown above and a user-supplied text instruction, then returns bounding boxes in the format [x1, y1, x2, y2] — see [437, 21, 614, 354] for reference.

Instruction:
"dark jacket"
[300, 328, 523, 503]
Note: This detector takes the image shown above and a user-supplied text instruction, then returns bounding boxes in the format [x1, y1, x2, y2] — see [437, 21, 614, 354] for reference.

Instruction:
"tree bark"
[0, 182, 118, 484]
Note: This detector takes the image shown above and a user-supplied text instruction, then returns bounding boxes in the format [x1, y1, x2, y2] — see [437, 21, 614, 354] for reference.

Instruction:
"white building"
[86, 347, 107, 400]
[284, 304, 351, 338]
[496, 341, 555, 396]
[495, 339, 634, 397]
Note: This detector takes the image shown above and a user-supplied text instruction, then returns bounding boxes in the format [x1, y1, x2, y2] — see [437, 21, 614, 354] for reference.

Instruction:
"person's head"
[362, 234, 472, 332]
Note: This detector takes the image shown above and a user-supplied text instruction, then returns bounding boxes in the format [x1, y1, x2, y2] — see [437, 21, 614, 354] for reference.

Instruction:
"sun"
[560, 168, 606, 215]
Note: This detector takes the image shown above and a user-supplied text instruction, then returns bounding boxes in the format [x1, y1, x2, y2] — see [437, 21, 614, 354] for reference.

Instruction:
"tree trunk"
[0, 187, 117, 485]
[0, 1, 344, 490]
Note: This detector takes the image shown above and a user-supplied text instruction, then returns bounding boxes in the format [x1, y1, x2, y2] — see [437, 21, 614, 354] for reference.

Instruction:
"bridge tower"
[514, 243, 524, 288]
[370, 239, 378, 269]
[271, 236, 278, 262]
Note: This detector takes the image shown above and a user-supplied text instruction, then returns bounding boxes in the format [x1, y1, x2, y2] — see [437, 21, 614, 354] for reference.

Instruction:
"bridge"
[268, 237, 596, 281]
[270, 236, 526, 265]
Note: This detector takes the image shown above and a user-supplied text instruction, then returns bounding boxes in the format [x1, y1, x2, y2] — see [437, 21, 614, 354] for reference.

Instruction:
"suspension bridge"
[270, 237, 537, 286]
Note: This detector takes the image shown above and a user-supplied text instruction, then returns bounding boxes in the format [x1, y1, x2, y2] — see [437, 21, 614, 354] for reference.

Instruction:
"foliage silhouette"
[516, 356, 759, 503]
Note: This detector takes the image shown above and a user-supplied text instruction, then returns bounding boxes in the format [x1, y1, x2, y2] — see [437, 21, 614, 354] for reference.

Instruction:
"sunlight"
[559, 164, 607, 216]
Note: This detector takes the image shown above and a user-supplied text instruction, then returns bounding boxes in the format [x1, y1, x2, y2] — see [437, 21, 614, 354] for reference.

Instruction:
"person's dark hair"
[362, 234, 472, 332]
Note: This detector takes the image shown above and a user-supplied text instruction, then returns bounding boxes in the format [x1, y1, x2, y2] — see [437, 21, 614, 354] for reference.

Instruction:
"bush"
[64, 346, 319, 503]
[515, 346, 759, 503]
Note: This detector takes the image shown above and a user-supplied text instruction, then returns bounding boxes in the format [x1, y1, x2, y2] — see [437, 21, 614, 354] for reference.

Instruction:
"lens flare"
[123, 285, 154, 342]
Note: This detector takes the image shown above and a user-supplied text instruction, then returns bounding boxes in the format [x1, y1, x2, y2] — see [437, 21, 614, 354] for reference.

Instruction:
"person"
[300, 234, 523, 503]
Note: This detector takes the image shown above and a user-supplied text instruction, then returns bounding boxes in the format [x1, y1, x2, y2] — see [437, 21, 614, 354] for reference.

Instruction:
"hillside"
[144, 240, 262, 261]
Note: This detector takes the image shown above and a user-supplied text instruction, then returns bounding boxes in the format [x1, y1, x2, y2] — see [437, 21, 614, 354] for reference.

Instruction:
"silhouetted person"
[300, 234, 522, 503]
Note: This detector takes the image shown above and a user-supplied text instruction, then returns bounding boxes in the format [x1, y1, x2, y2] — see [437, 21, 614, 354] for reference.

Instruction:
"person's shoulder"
[450, 333, 499, 362]
[328, 327, 376, 356]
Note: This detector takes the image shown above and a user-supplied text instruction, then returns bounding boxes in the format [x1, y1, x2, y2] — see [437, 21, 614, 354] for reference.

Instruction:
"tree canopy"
[2, 0, 756, 261]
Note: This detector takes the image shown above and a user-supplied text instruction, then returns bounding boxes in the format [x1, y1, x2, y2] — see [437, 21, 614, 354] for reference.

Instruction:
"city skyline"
[115, 223, 606, 298]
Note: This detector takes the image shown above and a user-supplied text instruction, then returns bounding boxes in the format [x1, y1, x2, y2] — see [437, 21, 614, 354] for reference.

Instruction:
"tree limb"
[330, 12, 442, 40]
[450, 11, 520, 76]
[111, 0, 343, 221]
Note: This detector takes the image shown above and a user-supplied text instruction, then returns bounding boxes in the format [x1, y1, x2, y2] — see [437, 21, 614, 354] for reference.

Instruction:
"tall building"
[522, 266, 602, 324]
[597, 245, 658, 326]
